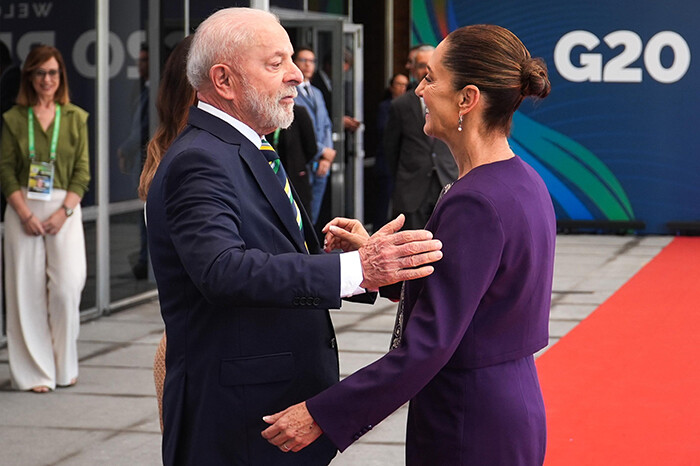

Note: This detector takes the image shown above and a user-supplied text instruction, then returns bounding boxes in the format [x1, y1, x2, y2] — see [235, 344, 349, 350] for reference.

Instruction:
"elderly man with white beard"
[145, 7, 444, 466]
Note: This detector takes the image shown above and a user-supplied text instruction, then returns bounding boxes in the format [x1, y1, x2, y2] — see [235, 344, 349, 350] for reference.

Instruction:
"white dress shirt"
[197, 101, 366, 298]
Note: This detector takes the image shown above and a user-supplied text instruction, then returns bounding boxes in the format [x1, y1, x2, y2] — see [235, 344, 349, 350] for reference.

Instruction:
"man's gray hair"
[411, 44, 435, 64]
[187, 8, 279, 90]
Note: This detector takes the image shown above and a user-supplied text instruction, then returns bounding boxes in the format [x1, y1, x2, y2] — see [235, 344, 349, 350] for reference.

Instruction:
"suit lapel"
[240, 144, 310, 254]
[188, 107, 309, 254]
[409, 93, 427, 136]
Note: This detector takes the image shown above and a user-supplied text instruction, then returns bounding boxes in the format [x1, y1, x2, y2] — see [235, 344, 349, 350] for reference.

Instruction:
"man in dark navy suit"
[146, 8, 443, 466]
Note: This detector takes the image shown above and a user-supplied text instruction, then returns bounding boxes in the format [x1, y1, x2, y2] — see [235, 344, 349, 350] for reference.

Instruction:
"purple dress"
[307, 156, 556, 465]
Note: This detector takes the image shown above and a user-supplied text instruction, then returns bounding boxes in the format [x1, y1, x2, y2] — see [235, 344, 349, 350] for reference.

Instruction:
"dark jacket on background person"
[266, 105, 317, 212]
[384, 91, 458, 225]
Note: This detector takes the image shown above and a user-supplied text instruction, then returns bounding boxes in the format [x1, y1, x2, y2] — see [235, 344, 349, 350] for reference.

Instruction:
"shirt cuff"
[339, 251, 365, 298]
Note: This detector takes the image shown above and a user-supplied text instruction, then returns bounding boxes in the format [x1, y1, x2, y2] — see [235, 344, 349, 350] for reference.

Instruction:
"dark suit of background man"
[146, 8, 442, 466]
[118, 44, 150, 279]
[384, 45, 459, 230]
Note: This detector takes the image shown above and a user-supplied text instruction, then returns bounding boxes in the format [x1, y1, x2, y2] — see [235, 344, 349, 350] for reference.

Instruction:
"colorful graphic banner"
[412, 0, 699, 233]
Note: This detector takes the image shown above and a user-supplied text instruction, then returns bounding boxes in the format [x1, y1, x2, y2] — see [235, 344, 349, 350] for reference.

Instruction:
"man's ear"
[209, 63, 238, 101]
[458, 84, 480, 114]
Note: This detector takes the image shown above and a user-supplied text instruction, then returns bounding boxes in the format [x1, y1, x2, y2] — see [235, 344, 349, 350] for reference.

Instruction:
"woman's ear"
[458, 84, 480, 114]
[209, 63, 238, 101]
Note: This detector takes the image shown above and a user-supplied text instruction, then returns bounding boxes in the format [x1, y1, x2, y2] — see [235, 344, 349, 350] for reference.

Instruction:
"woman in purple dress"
[262, 24, 554, 465]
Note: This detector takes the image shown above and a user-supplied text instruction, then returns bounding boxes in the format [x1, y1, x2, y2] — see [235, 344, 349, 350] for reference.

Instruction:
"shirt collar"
[197, 101, 262, 148]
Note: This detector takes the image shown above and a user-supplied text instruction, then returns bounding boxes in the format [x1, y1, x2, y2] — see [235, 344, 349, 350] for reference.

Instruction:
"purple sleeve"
[306, 190, 504, 451]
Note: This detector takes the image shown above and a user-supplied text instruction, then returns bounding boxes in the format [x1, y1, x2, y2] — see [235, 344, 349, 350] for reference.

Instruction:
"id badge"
[27, 161, 55, 201]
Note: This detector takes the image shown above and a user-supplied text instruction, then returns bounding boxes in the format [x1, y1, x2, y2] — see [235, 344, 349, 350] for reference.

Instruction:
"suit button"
[329, 337, 337, 349]
[313, 297, 320, 306]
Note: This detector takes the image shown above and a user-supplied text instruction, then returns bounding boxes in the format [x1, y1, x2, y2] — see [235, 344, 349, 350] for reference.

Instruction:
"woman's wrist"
[20, 212, 34, 224]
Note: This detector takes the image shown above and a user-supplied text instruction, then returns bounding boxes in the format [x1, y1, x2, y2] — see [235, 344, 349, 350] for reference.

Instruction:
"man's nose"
[287, 62, 304, 85]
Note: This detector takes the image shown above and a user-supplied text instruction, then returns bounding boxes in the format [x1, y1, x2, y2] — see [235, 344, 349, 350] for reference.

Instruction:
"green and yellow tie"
[260, 138, 306, 246]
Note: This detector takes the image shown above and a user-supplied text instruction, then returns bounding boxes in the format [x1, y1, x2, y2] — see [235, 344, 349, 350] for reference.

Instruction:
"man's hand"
[343, 115, 361, 133]
[322, 217, 370, 252]
[358, 215, 443, 290]
[321, 147, 336, 163]
[261, 402, 321, 453]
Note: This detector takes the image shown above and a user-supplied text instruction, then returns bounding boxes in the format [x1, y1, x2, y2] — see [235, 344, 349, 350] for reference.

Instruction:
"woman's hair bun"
[520, 57, 551, 99]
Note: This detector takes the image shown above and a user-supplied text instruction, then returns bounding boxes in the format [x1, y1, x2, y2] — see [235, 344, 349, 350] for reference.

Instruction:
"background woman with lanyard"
[0, 45, 90, 393]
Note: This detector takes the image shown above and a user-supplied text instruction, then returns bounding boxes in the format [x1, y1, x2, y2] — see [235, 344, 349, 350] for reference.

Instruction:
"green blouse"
[0, 103, 91, 199]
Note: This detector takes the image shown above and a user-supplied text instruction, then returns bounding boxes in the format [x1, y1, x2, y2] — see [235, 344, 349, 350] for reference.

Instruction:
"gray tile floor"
[0, 235, 673, 465]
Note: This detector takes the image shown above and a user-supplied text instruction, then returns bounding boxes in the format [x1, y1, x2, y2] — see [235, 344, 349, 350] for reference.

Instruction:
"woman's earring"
[458, 114, 463, 132]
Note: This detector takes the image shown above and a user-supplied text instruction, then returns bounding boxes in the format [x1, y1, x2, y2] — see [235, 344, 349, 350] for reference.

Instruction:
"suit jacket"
[306, 156, 556, 462]
[294, 83, 333, 160]
[266, 105, 317, 213]
[384, 91, 458, 213]
[147, 106, 341, 466]
[311, 71, 333, 117]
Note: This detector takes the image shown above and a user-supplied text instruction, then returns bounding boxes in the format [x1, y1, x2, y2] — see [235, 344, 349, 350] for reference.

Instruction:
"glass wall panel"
[1, 0, 98, 325]
[81, 220, 97, 310]
[189, 1, 251, 26]
[271, 0, 304, 10]
[309, 0, 348, 16]
[109, 0, 154, 292]
[110, 211, 154, 301]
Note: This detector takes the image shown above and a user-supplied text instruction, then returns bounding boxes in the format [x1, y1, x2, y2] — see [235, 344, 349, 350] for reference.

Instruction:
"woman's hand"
[41, 209, 67, 236]
[322, 217, 370, 252]
[261, 402, 322, 453]
[21, 212, 45, 237]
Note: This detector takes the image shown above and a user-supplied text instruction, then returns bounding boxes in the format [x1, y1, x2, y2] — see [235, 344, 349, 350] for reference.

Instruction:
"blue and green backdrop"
[412, 0, 698, 233]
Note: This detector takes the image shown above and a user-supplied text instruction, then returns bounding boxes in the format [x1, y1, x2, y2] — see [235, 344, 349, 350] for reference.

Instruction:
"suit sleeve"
[306, 190, 504, 451]
[316, 90, 334, 151]
[161, 147, 342, 309]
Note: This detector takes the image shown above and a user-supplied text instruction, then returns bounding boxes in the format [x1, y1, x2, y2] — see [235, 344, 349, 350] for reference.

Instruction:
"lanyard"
[28, 104, 61, 163]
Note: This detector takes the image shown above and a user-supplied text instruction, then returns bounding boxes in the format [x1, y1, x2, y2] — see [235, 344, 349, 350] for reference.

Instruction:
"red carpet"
[537, 237, 700, 465]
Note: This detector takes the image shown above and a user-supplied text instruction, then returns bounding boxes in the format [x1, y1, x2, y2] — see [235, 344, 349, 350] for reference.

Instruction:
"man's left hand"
[261, 402, 322, 453]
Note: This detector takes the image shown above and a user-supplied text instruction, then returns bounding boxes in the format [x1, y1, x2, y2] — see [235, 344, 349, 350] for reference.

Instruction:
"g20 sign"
[411, 1, 700, 234]
[554, 30, 691, 83]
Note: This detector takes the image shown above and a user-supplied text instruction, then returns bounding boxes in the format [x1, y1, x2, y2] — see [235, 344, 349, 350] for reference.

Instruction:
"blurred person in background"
[384, 45, 458, 230]
[373, 72, 408, 230]
[0, 45, 90, 393]
[293, 47, 335, 224]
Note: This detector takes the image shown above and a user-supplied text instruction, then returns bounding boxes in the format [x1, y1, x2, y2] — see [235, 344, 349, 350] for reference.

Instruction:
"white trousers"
[4, 189, 87, 390]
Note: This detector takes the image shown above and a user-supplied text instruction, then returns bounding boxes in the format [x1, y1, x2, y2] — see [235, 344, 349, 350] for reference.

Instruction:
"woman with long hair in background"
[137, 35, 196, 430]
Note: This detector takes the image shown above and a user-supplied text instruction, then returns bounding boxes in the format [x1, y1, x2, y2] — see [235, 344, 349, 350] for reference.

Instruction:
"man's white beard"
[243, 84, 295, 130]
